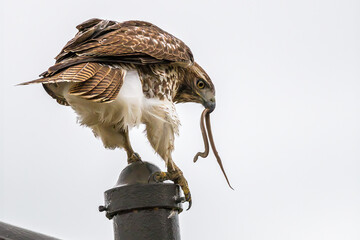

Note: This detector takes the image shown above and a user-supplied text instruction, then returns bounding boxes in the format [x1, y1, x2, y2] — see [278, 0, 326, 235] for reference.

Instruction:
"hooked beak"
[203, 97, 216, 113]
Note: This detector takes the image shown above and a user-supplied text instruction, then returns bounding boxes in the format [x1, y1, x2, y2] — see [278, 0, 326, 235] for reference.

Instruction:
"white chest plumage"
[48, 70, 180, 155]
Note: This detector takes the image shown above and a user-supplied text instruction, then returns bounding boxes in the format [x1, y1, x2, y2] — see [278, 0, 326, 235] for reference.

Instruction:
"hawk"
[21, 18, 232, 209]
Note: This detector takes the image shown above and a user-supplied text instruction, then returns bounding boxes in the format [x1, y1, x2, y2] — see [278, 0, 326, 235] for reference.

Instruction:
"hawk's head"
[174, 62, 216, 112]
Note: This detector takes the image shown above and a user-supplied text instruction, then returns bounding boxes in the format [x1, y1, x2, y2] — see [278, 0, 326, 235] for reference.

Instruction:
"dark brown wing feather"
[20, 62, 125, 104]
[69, 64, 125, 103]
[44, 18, 194, 76]
[20, 18, 192, 104]
[89, 69, 123, 102]
[19, 62, 101, 85]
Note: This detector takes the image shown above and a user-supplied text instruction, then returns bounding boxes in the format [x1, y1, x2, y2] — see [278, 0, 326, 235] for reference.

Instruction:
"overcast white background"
[1, 0, 359, 239]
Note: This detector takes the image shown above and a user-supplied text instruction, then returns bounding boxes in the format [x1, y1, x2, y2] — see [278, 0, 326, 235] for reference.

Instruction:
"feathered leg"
[122, 128, 142, 164]
[92, 125, 141, 164]
[143, 103, 191, 208]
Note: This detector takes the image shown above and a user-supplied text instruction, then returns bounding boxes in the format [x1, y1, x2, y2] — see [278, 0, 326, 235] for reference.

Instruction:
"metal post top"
[115, 161, 161, 186]
[99, 161, 183, 219]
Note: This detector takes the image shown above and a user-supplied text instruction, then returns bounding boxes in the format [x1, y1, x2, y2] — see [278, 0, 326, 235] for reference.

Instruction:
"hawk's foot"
[150, 170, 192, 210]
[127, 152, 142, 164]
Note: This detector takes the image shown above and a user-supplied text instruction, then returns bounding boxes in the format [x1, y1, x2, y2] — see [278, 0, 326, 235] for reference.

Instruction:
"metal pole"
[0, 221, 60, 240]
[99, 161, 183, 240]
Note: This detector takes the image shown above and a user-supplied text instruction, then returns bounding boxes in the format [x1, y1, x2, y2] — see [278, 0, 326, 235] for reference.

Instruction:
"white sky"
[1, 0, 359, 239]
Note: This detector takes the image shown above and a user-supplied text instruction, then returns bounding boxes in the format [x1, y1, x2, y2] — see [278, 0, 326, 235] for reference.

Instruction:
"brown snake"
[193, 109, 234, 190]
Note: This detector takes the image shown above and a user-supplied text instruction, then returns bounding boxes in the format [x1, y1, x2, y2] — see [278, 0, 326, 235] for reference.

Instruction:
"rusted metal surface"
[100, 161, 183, 240]
[0, 221, 60, 240]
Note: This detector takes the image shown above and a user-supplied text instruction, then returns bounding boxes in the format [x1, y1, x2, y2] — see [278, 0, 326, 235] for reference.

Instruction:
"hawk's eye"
[196, 79, 206, 89]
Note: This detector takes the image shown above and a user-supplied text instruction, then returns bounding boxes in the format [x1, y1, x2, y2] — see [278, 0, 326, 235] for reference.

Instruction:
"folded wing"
[20, 18, 193, 105]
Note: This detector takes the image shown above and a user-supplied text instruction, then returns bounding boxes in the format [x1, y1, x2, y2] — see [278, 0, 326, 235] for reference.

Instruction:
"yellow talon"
[159, 172, 167, 178]
[150, 170, 192, 210]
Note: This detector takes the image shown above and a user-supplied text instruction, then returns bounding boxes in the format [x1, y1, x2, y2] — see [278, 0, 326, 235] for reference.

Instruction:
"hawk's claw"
[148, 171, 167, 183]
[186, 195, 192, 211]
[127, 152, 142, 164]
[148, 170, 192, 210]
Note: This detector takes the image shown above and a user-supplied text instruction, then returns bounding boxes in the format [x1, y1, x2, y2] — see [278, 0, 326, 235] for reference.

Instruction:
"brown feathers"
[20, 18, 202, 106]
[19, 62, 101, 85]
[21, 62, 125, 104]
[69, 65, 125, 102]
[44, 18, 194, 76]
[20, 18, 195, 104]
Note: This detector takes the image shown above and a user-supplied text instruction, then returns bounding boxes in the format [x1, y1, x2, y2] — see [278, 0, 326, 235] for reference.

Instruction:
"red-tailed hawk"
[21, 18, 232, 209]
